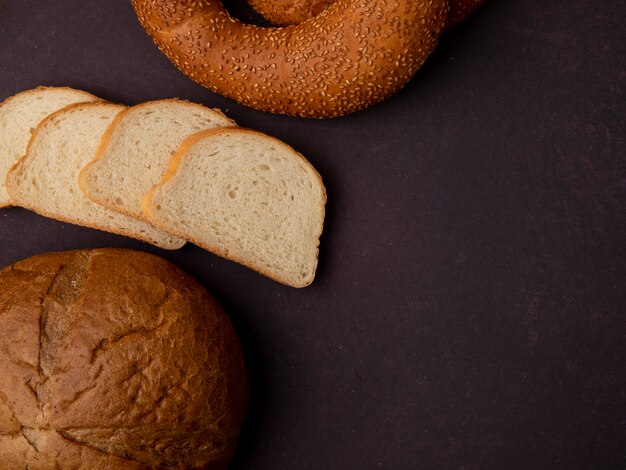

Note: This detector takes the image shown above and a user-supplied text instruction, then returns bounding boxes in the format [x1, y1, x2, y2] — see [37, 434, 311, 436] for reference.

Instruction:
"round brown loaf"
[248, 0, 484, 28]
[0, 249, 248, 469]
[131, 0, 449, 118]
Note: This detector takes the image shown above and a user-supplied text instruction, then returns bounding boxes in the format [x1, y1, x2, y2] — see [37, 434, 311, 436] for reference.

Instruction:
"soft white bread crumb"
[5, 102, 186, 250]
[143, 128, 326, 287]
[0, 87, 100, 207]
[78, 99, 235, 220]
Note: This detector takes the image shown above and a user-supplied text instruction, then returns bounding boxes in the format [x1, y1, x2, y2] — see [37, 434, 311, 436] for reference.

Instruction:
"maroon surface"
[1, 1, 625, 468]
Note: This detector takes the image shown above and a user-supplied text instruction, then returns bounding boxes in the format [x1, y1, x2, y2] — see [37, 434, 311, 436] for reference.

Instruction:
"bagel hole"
[220, 0, 274, 26]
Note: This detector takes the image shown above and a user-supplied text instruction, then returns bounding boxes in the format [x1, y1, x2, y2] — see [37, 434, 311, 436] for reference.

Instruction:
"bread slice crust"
[143, 127, 326, 287]
[0, 86, 100, 208]
[78, 98, 236, 222]
[6, 102, 186, 250]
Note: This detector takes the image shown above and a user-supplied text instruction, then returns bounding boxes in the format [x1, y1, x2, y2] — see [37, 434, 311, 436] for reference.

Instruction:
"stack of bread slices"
[0, 87, 326, 287]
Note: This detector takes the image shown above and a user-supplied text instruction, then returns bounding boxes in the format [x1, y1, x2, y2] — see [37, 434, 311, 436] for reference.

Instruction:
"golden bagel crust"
[248, 0, 484, 28]
[131, 0, 449, 118]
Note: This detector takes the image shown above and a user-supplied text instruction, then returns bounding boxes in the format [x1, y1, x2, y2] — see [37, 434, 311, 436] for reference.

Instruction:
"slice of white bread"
[5, 102, 186, 250]
[0, 86, 100, 207]
[78, 99, 235, 221]
[142, 128, 326, 287]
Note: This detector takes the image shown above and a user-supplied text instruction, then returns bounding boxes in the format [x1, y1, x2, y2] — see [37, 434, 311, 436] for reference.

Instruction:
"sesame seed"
[131, 0, 451, 118]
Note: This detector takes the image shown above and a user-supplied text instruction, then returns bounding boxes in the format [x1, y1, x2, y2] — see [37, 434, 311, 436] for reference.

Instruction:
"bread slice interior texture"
[0, 86, 100, 207]
[143, 128, 326, 287]
[5, 102, 186, 250]
[79, 99, 235, 221]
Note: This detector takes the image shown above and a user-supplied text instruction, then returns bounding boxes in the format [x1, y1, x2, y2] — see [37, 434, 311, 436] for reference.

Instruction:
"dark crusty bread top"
[0, 249, 248, 469]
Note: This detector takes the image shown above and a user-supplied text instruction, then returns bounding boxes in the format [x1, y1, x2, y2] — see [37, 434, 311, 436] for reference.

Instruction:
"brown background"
[1, 1, 625, 468]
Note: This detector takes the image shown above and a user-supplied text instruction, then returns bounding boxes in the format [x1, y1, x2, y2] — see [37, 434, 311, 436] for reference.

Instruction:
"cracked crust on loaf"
[0, 249, 248, 469]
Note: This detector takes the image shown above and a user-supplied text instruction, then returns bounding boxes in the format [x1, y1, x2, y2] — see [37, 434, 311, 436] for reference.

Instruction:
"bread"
[131, 0, 449, 118]
[0, 249, 248, 469]
[2, 87, 327, 284]
[0, 86, 99, 207]
[249, 0, 484, 28]
[143, 127, 326, 288]
[5, 102, 186, 250]
[78, 99, 235, 221]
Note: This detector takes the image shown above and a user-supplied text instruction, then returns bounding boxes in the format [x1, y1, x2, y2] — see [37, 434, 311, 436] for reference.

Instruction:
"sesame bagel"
[131, 0, 449, 118]
[248, 0, 484, 28]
